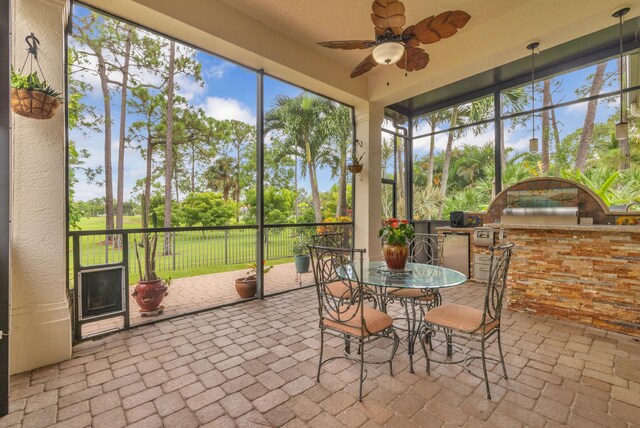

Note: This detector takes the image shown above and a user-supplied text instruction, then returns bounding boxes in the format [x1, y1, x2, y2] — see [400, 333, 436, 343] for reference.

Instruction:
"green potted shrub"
[11, 69, 63, 119]
[292, 241, 311, 273]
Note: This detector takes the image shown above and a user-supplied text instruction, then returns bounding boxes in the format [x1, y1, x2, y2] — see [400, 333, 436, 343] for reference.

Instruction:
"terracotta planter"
[235, 276, 257, 298]
[383, 244, 409, 270]
[132, 279, 168, 312]
[11, 88, 60, 119]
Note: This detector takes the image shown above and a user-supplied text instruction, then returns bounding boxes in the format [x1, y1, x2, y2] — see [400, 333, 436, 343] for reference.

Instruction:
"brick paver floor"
[83, 262, 314, 337]
[3, 281, 640, 427]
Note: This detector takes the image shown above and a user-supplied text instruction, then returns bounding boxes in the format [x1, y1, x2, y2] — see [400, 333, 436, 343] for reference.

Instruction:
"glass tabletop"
[337, 261, 467, 289]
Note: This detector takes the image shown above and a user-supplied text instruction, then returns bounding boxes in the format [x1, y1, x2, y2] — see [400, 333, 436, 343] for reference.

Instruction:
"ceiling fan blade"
[371, 13, 387, 29]
[412, 10, 471, 44]
[371, 0, 406, 36]
[431, 12, 457, 38]
[448, 10, 472, 28]
[397, 47, 430, 72]
[412, 17, 439, 44]
[318, 40, 376, 50]
[402, 26, 420, 47]
[350, 54, 378, 78]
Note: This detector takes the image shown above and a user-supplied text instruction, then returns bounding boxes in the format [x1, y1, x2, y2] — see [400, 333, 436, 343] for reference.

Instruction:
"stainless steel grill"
[501, 207, 578, 225]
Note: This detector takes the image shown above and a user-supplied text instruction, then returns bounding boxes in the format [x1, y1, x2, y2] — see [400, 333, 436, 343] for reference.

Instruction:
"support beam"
[354, 102, 383, 260]
[256, 69, 264, 299]
[0, 0, 11, 416]
[9, 0, 72, 374]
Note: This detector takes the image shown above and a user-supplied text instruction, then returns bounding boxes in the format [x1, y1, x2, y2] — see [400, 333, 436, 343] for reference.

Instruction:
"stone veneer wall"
[507, 228, 640, 336]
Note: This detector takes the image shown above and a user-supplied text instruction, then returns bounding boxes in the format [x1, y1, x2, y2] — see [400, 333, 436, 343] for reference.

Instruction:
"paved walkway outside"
[4, 282, 640, 427]
[83, 262, 314, 337]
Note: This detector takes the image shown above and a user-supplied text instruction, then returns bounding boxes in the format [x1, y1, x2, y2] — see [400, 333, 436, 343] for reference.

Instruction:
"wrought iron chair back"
[309, 245, 370, 333]
[408, 233, 440, 265]
[312, 232, 343, 248]
[482, 242, 514, 327]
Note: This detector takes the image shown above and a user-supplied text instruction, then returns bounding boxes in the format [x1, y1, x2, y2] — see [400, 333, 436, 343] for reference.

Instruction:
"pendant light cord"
[531, 46, 535, 139]
[619, 14, 624, 124]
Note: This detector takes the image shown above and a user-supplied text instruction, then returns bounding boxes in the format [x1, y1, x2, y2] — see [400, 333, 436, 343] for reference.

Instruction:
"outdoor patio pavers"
[83, 262, 314, 337]
[3, 282, 640, 427]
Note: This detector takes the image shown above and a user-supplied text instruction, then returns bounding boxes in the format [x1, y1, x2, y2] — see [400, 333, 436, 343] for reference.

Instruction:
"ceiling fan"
[318, 0, 471, 78]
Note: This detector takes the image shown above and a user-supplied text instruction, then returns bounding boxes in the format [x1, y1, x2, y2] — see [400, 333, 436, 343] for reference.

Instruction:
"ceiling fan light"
[616, 121, 629, 141]
[372, 41, 404, 65]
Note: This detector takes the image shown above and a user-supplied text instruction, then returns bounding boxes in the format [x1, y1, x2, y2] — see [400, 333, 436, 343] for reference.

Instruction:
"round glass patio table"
[337, 261, 467, 372]
[337, 261, 467, 289]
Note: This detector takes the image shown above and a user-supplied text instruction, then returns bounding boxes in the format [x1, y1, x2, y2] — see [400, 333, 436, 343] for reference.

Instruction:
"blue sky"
[72, 4, 623, 202]
[412, 56, 622, 162]
[71, 4, 343, 202]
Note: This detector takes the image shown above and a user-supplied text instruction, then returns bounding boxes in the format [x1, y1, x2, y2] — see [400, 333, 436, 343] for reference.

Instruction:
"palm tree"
[453, 142, 495, 185]
[413, 109, 450, 186]
[265, 94, 336, 223]
[322, 105, 352, 218]
[204, 155, 237, 202]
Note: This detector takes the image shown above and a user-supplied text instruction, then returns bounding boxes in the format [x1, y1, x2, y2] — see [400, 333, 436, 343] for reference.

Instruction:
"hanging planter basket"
[10, 33, 63, 120]
[11, 88, 60, 119]
[347, 163, 363, 174]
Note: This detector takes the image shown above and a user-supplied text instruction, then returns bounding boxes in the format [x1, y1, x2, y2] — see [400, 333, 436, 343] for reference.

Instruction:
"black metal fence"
[68, 222, 353, 339]
[70, 222, 353, 281]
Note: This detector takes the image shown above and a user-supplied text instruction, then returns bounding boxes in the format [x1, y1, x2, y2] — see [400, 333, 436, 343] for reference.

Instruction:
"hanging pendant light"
[527, 42, 540, 152]
[613, 7, 630, 141]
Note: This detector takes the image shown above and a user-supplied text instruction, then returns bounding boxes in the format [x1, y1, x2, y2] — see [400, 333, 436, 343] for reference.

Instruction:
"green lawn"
[70, 218, 317, 284]
[73, 215, 142, 231]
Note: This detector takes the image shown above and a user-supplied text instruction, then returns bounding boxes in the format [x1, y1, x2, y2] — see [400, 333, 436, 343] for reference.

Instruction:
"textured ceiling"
[108, 0, 640, 108]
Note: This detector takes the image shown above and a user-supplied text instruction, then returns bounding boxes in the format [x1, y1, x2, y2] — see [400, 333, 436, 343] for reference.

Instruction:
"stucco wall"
[354, 102, 383, 261]
[10, 0, 71, 374]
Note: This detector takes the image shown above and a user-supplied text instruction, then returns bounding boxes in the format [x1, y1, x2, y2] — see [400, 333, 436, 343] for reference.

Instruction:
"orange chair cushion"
[325, 281, 353, 299]
[423, 303, 498, 334]
[388, 287, 435, 300]
[323, 305, 393, 337]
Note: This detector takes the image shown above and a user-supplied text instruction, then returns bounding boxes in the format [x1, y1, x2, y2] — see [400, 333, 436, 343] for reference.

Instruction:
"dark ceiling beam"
[389, 17, 640, 117]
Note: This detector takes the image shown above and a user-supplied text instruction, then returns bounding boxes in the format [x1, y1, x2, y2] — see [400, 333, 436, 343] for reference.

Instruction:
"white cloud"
[201, 97, 255, 124]
[205, 62, 232, 79]
[175, 74, 204, 102]
[566, 102, 588, 115]
[75, 180, 104, 201]
[508, 137, 531, 153]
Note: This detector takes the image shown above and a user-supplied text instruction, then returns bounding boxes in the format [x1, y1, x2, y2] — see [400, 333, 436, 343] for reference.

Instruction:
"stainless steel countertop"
[483, 223, 640, 233]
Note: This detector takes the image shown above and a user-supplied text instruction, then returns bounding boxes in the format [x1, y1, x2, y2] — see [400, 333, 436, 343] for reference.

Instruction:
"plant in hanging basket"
[347, 139, 365, 173]
[11, 70, 63, 119]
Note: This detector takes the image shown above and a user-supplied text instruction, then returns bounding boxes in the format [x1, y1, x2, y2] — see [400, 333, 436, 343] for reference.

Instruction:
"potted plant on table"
[235, 260, 273, 298]
[132, 214, 170, 315]
[292, 241, 311, 274]
[11, 69, 63, 119]
[378, 218, 414, 270]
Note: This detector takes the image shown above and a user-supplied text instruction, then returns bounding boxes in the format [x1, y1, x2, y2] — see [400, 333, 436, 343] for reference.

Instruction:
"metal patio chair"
[309, 245, 400, 401]
[312, 232, 343, 248]
[419, 242, 514, 399]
